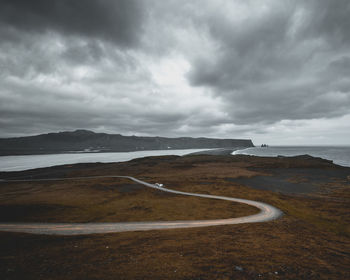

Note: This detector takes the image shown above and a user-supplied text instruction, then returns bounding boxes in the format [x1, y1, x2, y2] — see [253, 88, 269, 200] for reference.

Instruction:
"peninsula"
[0, 130, 254, 156]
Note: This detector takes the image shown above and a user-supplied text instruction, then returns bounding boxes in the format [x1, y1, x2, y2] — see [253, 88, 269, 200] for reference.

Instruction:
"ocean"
[232, 146, 350, 167]
[0, 149, 210, 172]
[2, 146, 350, 172]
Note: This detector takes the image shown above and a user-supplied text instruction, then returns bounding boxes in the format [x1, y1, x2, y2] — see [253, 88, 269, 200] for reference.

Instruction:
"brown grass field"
[0, 154, 349, 279]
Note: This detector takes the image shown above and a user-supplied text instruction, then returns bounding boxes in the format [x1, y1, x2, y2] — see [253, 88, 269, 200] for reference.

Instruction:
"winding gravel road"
[0, 176, 283, 235]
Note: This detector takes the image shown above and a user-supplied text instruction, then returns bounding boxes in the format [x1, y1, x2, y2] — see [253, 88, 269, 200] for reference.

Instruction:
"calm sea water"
[233, 146, 350, 167]
[0, 149, 210, 172]
[2, 146, 350, 172]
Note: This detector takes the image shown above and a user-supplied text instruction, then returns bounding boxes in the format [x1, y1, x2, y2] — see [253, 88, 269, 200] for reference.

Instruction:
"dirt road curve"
[0, 176, 283, 235]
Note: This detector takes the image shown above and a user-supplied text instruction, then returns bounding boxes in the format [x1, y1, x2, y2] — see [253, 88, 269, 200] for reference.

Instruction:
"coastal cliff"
[0, 130, 254, 156]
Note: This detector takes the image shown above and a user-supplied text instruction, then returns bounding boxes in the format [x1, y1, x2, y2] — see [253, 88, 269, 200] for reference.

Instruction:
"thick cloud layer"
[0, 0, 349, 144]
[0, 0, 144, 47]
[187, 0, 350, 124]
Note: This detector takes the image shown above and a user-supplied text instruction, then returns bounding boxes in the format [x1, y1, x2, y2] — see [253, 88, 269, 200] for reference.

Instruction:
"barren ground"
[0, 154, 349, 279]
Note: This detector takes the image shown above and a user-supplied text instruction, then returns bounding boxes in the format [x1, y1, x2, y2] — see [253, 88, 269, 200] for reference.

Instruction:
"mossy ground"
[0, 154, 349, 279]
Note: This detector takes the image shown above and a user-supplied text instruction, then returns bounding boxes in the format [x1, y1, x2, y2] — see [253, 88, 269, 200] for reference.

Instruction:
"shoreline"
[185, 147, 242, 156]
[232, 146, 350, 167]
[0, 147, 252, 172]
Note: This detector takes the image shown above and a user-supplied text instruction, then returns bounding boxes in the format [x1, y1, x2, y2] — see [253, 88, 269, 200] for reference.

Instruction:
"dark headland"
[0, 130, 254, 156]
[0, 154, 349, 279]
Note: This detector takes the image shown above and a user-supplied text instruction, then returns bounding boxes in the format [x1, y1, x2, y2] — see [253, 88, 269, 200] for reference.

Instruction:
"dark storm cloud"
[328, 56, 350, 77]
[0, 0, 147, 83]
[0, 0, 349, 144]
[187, 0, 350, 124]
[0, 0, 144, 47]
[300, 0, 350, 44]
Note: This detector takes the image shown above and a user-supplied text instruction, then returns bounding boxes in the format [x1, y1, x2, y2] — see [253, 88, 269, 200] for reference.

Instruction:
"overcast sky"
[0, 0, 349, 145]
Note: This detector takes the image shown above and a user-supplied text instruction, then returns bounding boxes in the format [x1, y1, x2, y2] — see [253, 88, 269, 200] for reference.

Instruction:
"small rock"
[275, 271, 278, 275]
[235, 266, 243, 271]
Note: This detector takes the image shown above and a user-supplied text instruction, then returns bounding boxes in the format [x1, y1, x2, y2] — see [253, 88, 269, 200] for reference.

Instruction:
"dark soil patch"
[0, 204, 74, 222]
[198, 182, 215, 185]
[115, 183, 144, 193]
[226, 168, 350, 195]
[267, 168, 350, 183]
[226, 176, 318, 194]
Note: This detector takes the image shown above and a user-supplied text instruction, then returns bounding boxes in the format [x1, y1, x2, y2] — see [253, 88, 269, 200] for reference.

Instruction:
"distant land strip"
[0, 130, 254, 156]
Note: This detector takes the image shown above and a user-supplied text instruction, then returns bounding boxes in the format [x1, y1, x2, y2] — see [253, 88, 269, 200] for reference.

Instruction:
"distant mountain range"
[0, 130, 254, 156]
